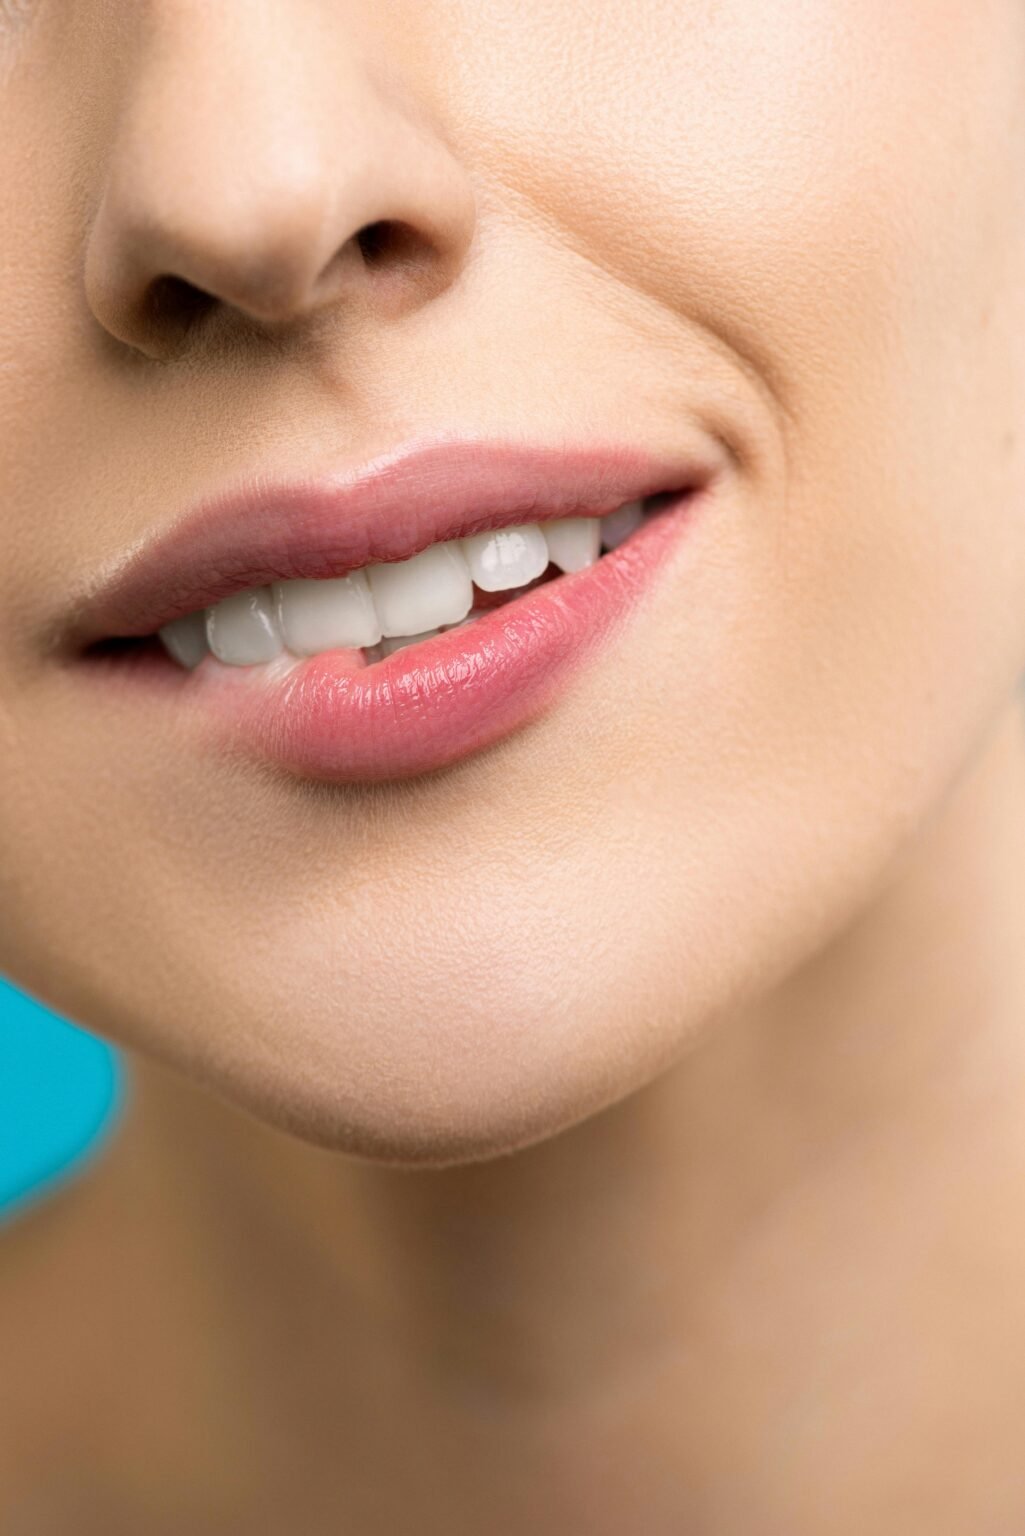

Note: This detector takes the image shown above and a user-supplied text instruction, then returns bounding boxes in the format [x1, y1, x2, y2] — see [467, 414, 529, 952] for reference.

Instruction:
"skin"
[2, 0, 1025, 1528]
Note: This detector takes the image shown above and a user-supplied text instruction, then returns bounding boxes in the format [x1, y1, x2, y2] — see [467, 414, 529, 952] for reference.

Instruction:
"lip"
[71, 436, 725, 782]
[69, 437, 721, 644]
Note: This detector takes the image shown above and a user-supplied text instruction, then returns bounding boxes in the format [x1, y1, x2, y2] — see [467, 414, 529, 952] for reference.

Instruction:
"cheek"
[378, 0, 1025, 1080]
[425, 0, 1025, 668]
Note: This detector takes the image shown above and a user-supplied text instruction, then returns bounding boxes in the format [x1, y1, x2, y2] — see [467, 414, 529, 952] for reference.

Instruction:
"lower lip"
[181, 490, 708, 783]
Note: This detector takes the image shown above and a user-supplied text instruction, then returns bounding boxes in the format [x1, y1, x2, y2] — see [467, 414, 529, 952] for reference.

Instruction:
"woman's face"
[1, 0, 1023, 1163]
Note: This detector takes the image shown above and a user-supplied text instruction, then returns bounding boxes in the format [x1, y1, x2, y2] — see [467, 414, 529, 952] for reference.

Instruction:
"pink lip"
[74, 437, 725, 782]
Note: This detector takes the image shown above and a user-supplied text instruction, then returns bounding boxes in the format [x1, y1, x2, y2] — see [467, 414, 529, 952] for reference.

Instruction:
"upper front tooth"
[461, 524, 549, 592]
[273, 571, 381, 655]
[543, 518, 601, 574]
[206, 587, 284, 665]
[600, 501, 645, 550]
[366, 541, 473, 638]
[158, 609, 209, 669]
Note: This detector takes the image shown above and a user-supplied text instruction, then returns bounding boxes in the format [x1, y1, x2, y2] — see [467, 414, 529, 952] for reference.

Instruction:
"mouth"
[70, 437, 723, 782]
[143, 492, 676, 670]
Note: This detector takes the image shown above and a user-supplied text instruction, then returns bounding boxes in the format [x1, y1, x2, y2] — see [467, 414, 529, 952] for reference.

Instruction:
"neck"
[99, 693, 1025, 1510]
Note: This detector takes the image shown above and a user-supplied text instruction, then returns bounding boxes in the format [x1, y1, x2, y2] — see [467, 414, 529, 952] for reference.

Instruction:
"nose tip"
[83, 28, 476, 356]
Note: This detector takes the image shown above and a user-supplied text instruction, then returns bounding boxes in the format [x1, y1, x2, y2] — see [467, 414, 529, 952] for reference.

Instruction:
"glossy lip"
[214, 496, 711, 782]
[66, 436, 723, 646]
[70, 436, 726, 783]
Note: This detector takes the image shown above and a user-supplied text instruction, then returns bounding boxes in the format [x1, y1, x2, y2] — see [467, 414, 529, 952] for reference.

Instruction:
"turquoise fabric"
[0, 977, 124, 1223]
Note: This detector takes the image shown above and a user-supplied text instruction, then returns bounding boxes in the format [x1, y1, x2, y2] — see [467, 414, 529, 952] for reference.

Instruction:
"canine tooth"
[158, 610, 209, 669]
[543, 518, 601, 574]
[273, 572, 381, 655]
[366, 542, 472, 638]
[461, 524, 549, 592]
[379, 628, 440, 657]
[206, 587, 283, 665]
[600, 501, 645, 550]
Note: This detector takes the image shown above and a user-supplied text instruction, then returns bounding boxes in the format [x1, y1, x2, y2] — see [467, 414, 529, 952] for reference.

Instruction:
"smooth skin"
[2, 0, 1025, 1529]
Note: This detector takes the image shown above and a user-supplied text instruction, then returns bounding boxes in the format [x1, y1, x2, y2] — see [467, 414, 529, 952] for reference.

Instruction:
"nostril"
[355, 219, 430, 271]
[356, 220, 398, 266]
[100, 216, 453, 358]
[144, 273, 218, 339]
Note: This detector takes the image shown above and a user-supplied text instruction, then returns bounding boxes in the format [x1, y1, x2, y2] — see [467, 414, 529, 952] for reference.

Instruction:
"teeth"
[543, 517, 601, 574]
[206, 587, 284, 665]
[160, 506, 653, 671]
[158, 610, 209, 669]
[461, 524, 550, 592]
[366, 541, 473, 638]
[379, 628, 440, 657]
[273, 571, 381, 655]
[600, 501, 645, 550]
[442, 609, 488, 630]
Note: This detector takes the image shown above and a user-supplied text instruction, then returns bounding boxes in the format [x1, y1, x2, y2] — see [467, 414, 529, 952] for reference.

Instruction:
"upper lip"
[67, 435, 723, 648]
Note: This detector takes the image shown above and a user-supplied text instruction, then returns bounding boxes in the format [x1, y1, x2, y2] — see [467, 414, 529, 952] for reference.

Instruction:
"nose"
[84, 4, 476, 356]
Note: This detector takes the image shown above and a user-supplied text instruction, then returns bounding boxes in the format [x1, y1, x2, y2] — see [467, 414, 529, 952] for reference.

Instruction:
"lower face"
[1, 0, 1024, 1164]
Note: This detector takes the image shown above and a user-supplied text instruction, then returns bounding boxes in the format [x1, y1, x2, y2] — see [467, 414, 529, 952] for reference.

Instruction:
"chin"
[142, 978, 674, 1170]
[203, 1050, 623, 1170]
